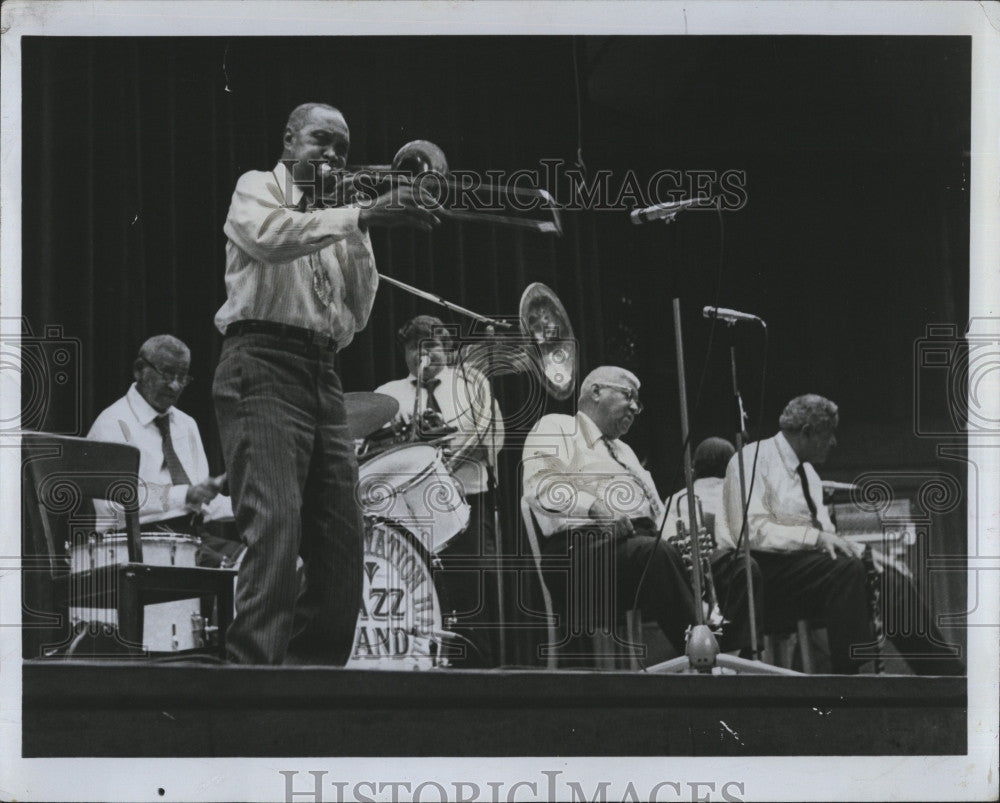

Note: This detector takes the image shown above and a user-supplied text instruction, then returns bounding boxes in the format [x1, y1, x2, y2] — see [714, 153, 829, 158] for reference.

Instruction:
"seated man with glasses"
[87, 334, 241, 567]
[521, 365, 698, 664]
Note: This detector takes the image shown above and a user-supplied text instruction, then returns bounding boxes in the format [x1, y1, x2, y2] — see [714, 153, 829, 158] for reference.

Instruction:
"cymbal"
[345, 392, 399, 440]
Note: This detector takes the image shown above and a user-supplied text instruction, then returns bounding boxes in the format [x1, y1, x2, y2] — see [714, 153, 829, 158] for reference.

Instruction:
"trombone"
[320, 139, 562, 235]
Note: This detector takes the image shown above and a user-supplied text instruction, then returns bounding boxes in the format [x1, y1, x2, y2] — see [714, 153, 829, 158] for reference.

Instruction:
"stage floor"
[21, 660, 966, 757]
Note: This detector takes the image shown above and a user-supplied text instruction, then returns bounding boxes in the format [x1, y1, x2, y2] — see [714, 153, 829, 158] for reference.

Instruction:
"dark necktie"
[412, 378, 442, 413]
[154, 414, 191, 486]
[796, 463, 822, 529]
[602, 436, 665, 522]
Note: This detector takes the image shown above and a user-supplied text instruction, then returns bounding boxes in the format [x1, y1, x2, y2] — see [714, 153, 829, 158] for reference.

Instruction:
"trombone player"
[212, 102, 439, 666]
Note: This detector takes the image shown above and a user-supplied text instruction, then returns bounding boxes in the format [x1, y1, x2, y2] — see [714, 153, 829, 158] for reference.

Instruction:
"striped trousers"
[212, 332, 363, 664]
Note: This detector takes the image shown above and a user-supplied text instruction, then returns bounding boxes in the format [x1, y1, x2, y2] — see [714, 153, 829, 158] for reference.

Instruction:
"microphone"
[630, 197, 703, 225]
[703, 306, 766, 327]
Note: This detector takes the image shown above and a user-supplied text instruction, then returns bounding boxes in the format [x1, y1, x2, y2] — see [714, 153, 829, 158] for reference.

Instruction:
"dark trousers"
[434, 493, 499, 667]
[712, 549, 965, 675]
[869, 563, 965, 675]
[212, 333, 363, 665]
[712, 549, 872, 673]
[540, 523, 698, 658]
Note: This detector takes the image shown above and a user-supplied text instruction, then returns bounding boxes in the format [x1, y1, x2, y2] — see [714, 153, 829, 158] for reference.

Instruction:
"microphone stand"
[727, 324, 762, 661]
[645, 301, 797, 675]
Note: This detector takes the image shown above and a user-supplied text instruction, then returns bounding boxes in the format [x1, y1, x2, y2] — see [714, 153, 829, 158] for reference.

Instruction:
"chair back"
[22, 432, 144, 572]
[519, 497, 558, 669]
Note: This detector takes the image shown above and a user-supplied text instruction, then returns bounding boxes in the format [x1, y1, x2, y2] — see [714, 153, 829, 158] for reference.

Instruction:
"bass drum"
[348, 517, 457, 670]
[356, 443, 470, 554]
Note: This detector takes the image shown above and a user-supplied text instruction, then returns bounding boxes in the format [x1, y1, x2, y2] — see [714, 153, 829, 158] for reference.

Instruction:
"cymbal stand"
[483, 323, 507, 666]
[379, 272, 513, 331]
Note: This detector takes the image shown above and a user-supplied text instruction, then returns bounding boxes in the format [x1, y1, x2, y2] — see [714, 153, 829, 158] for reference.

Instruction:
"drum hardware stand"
[645, 303, 797, 676]
[483, 321, 507, 666]
[378, 272, 513, 331]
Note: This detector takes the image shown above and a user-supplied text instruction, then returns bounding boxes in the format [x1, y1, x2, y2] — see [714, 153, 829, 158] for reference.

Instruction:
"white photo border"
[1, 2, 997, 801]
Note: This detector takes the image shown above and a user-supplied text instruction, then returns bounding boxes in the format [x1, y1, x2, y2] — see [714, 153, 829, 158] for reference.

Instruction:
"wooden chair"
[22, 432, 236, 658]
[763, 619, 820, 673]
[520, 498, 643, 670]
[519, 497, 559, 669]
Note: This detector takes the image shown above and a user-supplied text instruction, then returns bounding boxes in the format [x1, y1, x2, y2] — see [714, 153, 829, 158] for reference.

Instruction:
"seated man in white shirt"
[720, 394, 963, 675]
[522, 366, 697, 664]
[87, 335, 240, 567]
[374, 315, 504, 667]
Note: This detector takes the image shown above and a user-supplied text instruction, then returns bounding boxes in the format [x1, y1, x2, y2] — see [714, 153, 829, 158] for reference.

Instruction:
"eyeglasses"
[143, 361, 192, 388]
[595, 383, 643, 412]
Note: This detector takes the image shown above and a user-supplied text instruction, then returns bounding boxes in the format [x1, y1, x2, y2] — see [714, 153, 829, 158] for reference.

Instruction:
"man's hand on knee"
[817, 531, 863, 560]
[588, 498, 634, 539]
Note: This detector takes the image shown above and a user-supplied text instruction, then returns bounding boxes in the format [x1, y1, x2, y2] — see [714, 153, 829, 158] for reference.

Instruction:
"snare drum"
[68, 532, 204, 653]
[357, 443, 470, 553]
[70, 532, 200, 573]
[349, 518, 456, 670]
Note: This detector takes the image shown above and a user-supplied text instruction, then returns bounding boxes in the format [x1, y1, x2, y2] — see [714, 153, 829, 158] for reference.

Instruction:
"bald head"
[579, 366, 642, 439]
[284, 103, 342, 138]
[280, 103, 350, 184]
[579, 366, 639, 403]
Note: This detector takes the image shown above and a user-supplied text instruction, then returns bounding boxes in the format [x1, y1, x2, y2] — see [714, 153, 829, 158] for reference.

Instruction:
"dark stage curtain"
[21, 36, 971, 666]
[22, 36, 606, 665]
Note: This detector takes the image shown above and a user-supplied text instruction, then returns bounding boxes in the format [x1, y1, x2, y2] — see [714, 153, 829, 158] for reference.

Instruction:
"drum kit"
[344, 283, 576, 669]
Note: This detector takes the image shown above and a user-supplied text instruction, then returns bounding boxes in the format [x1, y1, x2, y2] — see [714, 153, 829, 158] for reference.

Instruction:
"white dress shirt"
[521, 411, 661, 538]
[374, 365, 503, 496]
[722, 432, 832, 553]
[663, 476, 735, 551]
[87, 383, 233, 527]
[214, 161, 379, 348]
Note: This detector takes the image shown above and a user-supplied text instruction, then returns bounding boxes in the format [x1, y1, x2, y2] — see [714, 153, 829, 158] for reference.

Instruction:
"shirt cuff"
[168, 484, 190, 511]
[341, 204, 365, 238]
[802, 526, 821, 548]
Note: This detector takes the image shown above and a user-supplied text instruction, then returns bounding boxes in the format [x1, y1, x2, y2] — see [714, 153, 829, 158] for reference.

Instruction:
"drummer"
[374, 315, 504, 666]
[87, 334, 242, 567]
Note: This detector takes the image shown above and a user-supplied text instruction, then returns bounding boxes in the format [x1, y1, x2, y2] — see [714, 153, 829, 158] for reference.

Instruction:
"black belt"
[225, 320, 339, 352]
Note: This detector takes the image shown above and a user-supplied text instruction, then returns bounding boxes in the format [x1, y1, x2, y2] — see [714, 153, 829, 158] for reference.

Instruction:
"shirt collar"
[576, 410, 606, 450]
[775, 431, 804, 475]
[272, 161, 304, 208]
[408, 367, 451, 385]
[127, 383, 172, 427]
